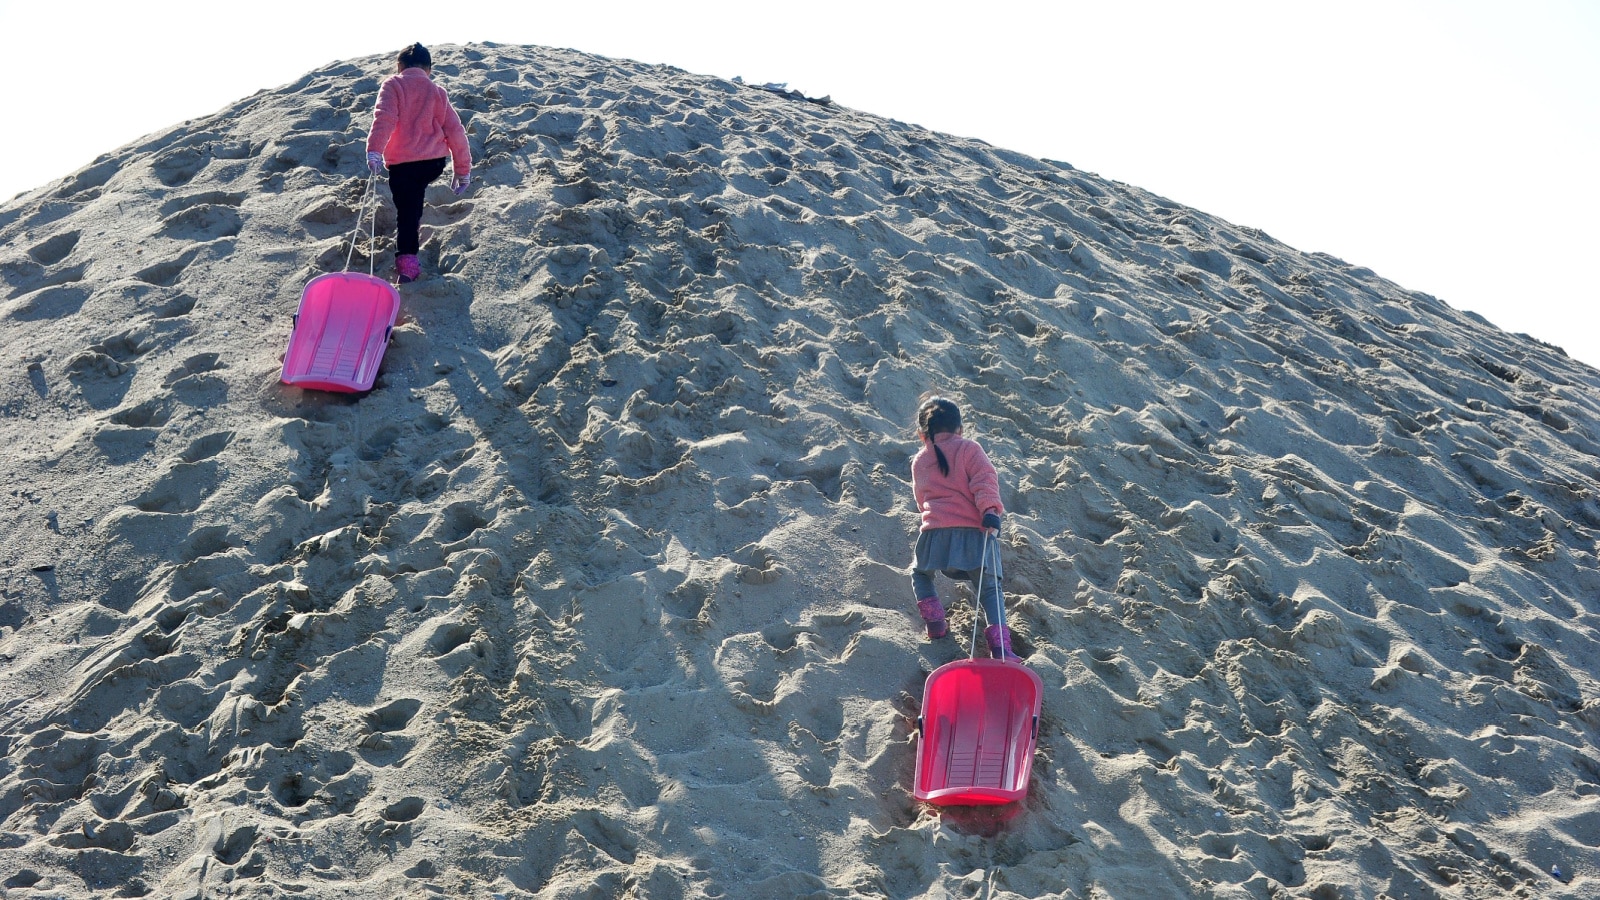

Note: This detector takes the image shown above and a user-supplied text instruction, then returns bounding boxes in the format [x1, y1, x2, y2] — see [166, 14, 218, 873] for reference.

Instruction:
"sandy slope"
[2, 43, 1599, 899]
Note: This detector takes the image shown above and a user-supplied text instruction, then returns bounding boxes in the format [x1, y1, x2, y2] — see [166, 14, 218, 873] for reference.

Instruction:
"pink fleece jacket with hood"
[911, 432, 1005, 531]
[366, 67, 472, 177]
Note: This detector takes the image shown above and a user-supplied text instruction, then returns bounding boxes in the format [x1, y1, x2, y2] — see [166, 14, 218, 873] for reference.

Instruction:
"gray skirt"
[913, 527, 1002, 579]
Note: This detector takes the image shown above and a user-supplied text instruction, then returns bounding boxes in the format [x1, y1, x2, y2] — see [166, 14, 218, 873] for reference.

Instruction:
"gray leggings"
[912, 567, 1004, 627]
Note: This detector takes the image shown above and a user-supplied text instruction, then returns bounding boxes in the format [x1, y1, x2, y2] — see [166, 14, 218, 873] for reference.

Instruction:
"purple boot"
[917, 596, 948, 639]
[985, 625, 1019, 661]
[396, 254, 421, 284]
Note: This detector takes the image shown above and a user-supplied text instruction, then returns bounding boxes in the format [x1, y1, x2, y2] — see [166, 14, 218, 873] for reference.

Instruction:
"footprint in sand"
[720, 614, 866, 716]
[151, 145, 211, 188]
[358, 423, 404, 462]
[568, 809, 640, 865]
[296, 191, 369, 238]
[154, 679, 227, 729]
[663, 578, 711, 620]
[27, 230, 80, 266]
[367, 697, 422, 733]
[213, 823, 265, 877]
[270, 749, 355, 810]
[759, 611, 865, 660]
[109, 396, 174, 428]
[88, 329, 156, 366]
[178, 431, 232, 463]
[159, 191, 245, 215]
[359, 696, 424, 759]
[6, 284, 90, 323]
[51, 819, 136, 852]
[57, 154, 123, 197]
[134, 249, 201, 288]
[132, 461, 220, 514]
[18, 729, 101, 809]
[265, 131, 358, 176]
[158, 204, 242, 242]
[66, 348, 134, 408]
[151, 291, 198, 319]
[428, 503, 491, 545]
[272, 771, 316, 808]
[4, 871, 43, 889]
[381, 796, 426, 823]
[404, 859, 439, 879]
[176, 524, 237, 563]
[427, 622, 474, 658]
[163, 352, 225, 387]
[730, 541, 784, 584]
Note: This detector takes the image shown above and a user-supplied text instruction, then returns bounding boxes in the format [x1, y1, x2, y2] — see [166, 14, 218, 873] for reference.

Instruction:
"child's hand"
[982, 512, 1001, 534]
[451, 172, 472, 195]
[367, 152, 384, 175]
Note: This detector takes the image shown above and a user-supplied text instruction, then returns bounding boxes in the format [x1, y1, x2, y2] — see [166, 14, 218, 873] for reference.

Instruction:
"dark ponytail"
[917, 396, 962, 476]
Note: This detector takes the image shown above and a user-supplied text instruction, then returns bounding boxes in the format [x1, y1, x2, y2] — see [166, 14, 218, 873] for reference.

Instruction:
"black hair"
[917, 396, 962, 476]
[398, 43, 432, 70]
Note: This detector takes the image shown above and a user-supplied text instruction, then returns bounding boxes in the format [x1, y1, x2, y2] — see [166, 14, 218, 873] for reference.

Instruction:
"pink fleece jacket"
[366, 67, 472, 177]
[911, 432, 1005, 531]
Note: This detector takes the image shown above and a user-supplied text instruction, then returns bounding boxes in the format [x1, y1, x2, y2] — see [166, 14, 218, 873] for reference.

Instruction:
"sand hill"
[2, 43, 1598, 899]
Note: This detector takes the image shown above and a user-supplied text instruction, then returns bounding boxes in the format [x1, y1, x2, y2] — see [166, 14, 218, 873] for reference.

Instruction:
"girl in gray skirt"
[909, 397, 1017, 661]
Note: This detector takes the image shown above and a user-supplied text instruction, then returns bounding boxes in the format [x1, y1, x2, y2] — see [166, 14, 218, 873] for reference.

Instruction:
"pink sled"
[279, 272, 401, 393]
[913, 658, 1043, 806]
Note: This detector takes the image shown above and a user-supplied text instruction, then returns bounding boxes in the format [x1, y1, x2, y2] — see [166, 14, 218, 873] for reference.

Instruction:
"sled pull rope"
[969, 530, 1004, 660]
[343, 173, 381, 275]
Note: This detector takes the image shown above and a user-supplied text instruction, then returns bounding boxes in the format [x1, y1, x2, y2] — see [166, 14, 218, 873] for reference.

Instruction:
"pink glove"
[451, 172, 472, 195]
[367, 152, 384, 174]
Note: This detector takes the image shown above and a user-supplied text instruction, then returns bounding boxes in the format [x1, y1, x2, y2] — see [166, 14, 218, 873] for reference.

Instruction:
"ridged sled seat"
[280, 272, 400, 393]
[914, 658, 1043, 806]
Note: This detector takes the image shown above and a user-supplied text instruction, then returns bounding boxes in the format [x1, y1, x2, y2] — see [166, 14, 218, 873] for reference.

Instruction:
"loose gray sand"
[2, 43, 1598, 899]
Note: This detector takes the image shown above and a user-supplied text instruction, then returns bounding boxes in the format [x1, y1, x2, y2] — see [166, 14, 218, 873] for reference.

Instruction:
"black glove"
[982, 512, 1001, 532]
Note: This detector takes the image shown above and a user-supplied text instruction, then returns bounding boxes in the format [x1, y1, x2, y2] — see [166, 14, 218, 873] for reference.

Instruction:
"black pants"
[387, 157, 447, 256]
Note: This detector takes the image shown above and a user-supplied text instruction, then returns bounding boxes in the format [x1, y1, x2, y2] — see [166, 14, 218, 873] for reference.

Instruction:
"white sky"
[3, 1, 1597, 369]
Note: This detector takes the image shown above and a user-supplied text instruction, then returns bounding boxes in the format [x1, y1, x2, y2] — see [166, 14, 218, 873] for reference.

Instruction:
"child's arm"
[910, 451, 927, 512]
[366, 78, 400, 157]
[366, 78, 398, 156]
[966, 444, 1005, 519]
[440, 93, 472, 178]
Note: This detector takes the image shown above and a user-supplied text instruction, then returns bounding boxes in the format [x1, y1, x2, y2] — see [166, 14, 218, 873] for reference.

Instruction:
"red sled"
[279, 271, 400, 393]
[913, 658, 1043, 806]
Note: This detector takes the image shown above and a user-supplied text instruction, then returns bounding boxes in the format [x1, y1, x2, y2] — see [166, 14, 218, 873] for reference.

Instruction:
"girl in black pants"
[388, 158, 447, 263]
[366, 43, 472, 283]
